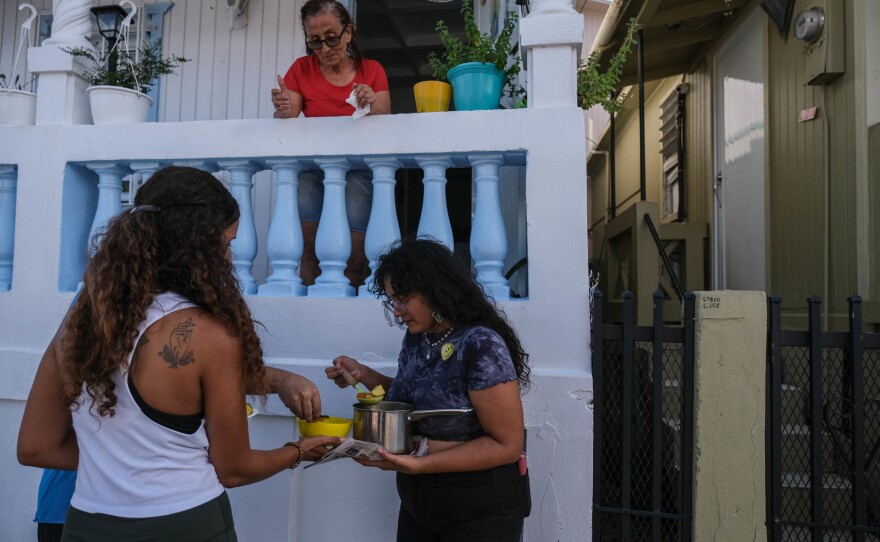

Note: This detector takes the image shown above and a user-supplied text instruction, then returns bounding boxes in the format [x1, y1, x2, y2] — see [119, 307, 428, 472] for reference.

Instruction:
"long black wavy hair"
[370, 238, 530, 390]
[300, 0, 363, 67]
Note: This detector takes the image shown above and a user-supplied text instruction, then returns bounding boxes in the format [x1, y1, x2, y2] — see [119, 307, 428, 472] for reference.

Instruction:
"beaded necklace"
[423, 327, 454, 359]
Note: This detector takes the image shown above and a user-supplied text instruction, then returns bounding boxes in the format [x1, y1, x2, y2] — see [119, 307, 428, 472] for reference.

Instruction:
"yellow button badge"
[441, 342, 454, 361]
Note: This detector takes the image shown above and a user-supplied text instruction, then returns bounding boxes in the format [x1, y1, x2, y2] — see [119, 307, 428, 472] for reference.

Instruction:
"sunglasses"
[306, 27, 347, 51]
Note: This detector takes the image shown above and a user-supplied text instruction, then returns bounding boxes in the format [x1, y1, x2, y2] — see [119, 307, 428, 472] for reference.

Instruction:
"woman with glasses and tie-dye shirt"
[271, 0, 390, 290]
[326, 239, 532, 542]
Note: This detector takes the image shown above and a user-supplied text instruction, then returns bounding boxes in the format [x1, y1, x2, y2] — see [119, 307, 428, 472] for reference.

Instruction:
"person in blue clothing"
[34, 469, 75, 542]
[326, 238, 532, 542]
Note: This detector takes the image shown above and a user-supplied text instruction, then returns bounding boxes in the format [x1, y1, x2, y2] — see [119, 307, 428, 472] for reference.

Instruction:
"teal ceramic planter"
[447, 62, 504, 111]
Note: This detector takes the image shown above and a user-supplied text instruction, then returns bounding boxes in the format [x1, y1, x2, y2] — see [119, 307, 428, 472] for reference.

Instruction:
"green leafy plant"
[427, 0, 524, 100]
[63, 38, 188, 95]
[577, 18, 637, 114]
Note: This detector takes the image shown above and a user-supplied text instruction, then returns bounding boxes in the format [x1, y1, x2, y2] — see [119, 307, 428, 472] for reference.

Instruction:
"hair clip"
[131, 205, 161, 213]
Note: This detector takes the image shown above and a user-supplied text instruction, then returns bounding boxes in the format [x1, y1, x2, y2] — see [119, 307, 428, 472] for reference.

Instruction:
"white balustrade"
[361, 157, 402, 297]
[218, 160, 259, 294]
[309, 158, 355, 297]
[86, 162, 129, 253]
[259, 159, 307, 296]
[0, 166, 16, 291]
[469, 154, 509, 300]
[71, 151, 524, 300]
[415, 155, 454, 250]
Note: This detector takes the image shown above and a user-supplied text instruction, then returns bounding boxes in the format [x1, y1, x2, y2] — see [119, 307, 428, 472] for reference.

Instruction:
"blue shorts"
[298, 169, 373, 233]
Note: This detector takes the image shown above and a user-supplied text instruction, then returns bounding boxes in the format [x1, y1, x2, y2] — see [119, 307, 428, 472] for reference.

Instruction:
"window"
[659, 85, 687, 221]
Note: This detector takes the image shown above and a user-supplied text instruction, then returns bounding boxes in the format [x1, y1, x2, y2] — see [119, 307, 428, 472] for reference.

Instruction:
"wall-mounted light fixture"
[90, 5, 128, 45]
[516, 0, 530, 17]
[90, 5, 128, 72]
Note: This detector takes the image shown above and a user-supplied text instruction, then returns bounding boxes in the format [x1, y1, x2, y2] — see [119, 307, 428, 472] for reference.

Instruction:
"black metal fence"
[592, 290, 695, 541]
[768, 295, 880, 542]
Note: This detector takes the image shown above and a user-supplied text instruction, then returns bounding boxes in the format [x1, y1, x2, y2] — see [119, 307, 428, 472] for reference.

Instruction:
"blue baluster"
[0, 165, 17, 291]
[218, 160, 259, 295]
[86, 162, 129, 253]
[309, 158, 354, 297]
[469, 154, 509, 300]
[259, 159, 306, 296]
[129, 161, 162, 203]
[415, 155, 454, 250]
[173, 160, 219, 173]
[360, 157, 401, 297]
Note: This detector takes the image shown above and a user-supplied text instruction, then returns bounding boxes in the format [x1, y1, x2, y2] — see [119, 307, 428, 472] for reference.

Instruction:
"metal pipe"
[589, 0, 632, 54]
[610, 102, 617, 219]
[638, 28, 646, 202]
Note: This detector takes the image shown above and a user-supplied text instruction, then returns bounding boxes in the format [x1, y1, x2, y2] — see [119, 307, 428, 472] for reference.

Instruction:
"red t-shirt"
[283, 55, 389, 118]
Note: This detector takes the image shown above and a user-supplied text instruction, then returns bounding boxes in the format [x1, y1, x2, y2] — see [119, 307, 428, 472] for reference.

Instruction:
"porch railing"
[64, 152, 523, 299]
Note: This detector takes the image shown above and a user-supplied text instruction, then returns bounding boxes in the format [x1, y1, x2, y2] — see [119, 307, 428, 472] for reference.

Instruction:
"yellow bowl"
[297, 416, 352, 438]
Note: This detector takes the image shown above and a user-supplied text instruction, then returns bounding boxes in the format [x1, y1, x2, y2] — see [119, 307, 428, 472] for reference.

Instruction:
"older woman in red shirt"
[271, 0, 390, 289]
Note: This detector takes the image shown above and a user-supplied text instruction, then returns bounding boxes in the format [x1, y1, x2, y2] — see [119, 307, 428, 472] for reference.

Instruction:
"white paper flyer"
[303, 438, 384, 469]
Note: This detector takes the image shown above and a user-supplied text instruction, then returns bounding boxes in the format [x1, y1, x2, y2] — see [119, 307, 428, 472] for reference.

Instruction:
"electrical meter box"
[797, 0, 845, 85]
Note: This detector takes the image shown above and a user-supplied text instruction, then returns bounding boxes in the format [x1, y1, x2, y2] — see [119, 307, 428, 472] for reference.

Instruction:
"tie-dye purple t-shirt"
[386, 326, 517, 441]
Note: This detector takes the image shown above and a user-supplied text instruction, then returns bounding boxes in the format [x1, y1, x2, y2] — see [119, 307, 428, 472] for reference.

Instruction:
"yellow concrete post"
[692, 290, 767, 541]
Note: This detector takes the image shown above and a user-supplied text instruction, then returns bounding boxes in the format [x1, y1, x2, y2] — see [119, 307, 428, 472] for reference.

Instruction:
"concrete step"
[780, 424, 838, 473]
[781, 471, 856, 526]
[780, 525, 880, 541]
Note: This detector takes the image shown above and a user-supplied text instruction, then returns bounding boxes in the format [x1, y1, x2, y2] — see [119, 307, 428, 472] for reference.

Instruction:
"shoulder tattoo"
[159, 317, 196, 369]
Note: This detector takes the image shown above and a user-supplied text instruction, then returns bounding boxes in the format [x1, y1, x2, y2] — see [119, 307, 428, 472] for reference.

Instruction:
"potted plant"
[412, 79, 452, 113]
[64, 38, 188, 124]
[427, 0, 523, 111]
[0, 73, 37, 126]
[577, 19, 637, 114]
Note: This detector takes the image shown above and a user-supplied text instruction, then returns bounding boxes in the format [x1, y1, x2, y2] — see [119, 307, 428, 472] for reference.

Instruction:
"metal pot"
[352, 401, 472, 454]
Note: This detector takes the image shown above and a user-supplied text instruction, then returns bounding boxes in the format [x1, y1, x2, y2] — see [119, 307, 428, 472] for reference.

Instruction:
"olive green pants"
[62, 492, 237, 542]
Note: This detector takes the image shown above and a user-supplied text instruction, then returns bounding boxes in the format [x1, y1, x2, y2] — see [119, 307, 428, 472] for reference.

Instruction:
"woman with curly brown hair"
[18, 166, 340, 541]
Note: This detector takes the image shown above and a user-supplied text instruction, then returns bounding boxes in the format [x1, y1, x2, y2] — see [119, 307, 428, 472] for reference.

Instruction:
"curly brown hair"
[63, 166, 269, 416]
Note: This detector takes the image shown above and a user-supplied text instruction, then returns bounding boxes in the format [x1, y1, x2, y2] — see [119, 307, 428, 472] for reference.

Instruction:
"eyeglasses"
[306, 28, 346, 51]
[382, 297, 410, 314]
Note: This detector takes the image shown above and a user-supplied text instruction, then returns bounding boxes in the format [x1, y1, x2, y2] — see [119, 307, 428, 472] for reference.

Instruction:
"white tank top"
[70, 292, 224, 517]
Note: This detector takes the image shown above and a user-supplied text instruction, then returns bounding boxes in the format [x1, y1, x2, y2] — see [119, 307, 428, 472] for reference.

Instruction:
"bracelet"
[284, 441, 304, 470]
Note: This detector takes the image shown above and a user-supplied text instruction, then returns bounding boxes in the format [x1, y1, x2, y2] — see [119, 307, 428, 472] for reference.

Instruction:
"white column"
[27, 0, 95, 125]
[519, 0, 583, 108]
[360, 157, 401, 297]
[469, 154, 509, 300]
[43, 0, 94, 49]
[259, 159, 306, 296]
[415, 155, 454, 250]
[0, 166, 17, 291]
[309, 158, 355, 297]
[218, 160, 259, 294]
[86, 162, 128, 253]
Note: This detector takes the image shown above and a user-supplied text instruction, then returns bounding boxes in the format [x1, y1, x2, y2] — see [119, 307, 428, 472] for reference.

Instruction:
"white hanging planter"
[87, 85, 153, 124]
[0, 89, 37, 126]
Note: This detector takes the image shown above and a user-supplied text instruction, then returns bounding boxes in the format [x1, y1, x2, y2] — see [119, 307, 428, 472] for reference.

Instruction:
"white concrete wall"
[0, 104, 592, 541]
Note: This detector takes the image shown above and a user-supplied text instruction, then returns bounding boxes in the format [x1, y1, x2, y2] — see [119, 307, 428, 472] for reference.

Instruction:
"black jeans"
[396, 462, 531, 542]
